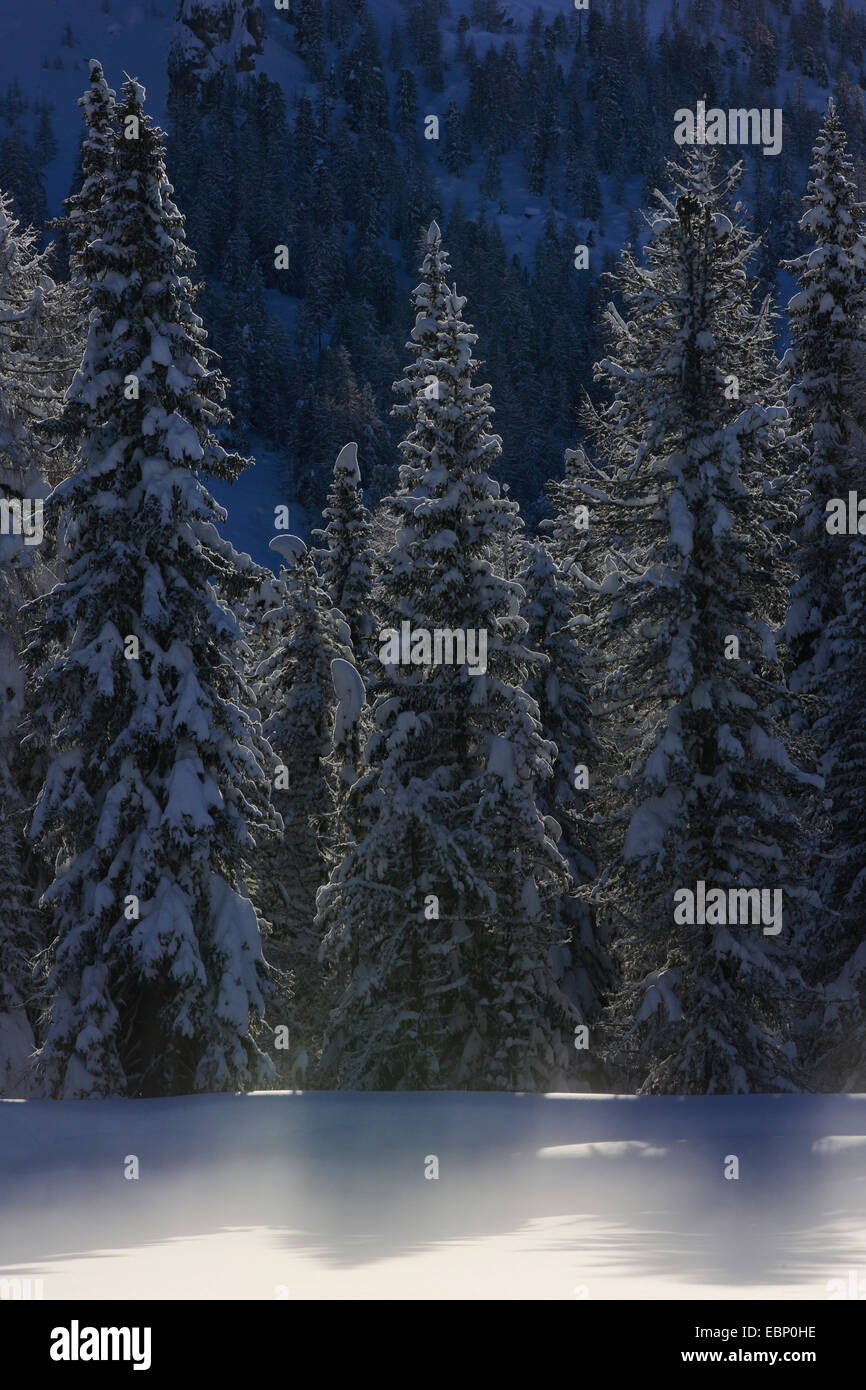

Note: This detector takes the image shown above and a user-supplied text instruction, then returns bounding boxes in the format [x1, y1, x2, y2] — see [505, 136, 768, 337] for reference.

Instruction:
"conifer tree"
[544, 445, 593, 572]
[783, 100, 866, 731]
[24, 77, 277, 1099]
[316, 224, 580, 1091]
[814, 518, 866, 1087]
[55, 60, 117, 281]
[294, 0, 325, 80]
[34, 105, 59, 172]
[519, 539, 610, 1039]
[0, 130, 49, 233]
[0, 182, 81, 1098]
[0, 196, 63, 1095]
[252, 535, 353, 1082]
[443, 99, 470, 176]
[394, 69, 418, 154]
[311, 442, 375, 666]
[784, 105, 866, 1088]
[580, 153, 820, 1094]
[480, 137, 502, 203]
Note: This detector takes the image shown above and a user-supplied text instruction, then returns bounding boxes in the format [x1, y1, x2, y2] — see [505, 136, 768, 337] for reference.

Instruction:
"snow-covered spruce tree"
[519, 538, 611, 1043]
[0, 758, 37, 1097]
[315, 222, 582, 1091]
[0, 190, 80, 1096]
[310, 441, 375, 669]
[814, 532, 866, 1089]
[580, 152, 821, 1094]
[0, 214, 45, 1095]
[23, 78, 278, 1100]
[543, 445, 593, 573]
[252, 534, 353, 1084]
[779, 103, 866, 1088]
[0, 190, 80, 491]
[783, 100, 866, 733]
[53, 60, 117, 283]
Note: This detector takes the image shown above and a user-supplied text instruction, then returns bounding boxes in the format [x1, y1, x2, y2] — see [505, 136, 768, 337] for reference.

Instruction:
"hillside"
[0, 0, 862, 554]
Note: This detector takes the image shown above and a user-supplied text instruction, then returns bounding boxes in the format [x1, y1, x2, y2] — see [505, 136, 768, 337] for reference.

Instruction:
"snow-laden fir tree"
[580, 152, 821, 1094]
[0, 189, 80, 1096]
[0, 190, 80, 490]
[519, 538, 610, 1050]
[315, 222, 581, 1090]
[783, 100, 866, 730]
[779, 103, 866, 1088]
[53, 60, 117, 282]
[0, 211, 46, 1098]
[311, 441, 375, 668]
[541, 444, 607, 613]
[251, 534, 353, 1084]
[23, 77, 278, 1100]
[815, 529, 866, 1089]
[543, 445, 593, 572]
[0, 745, 37, 1097]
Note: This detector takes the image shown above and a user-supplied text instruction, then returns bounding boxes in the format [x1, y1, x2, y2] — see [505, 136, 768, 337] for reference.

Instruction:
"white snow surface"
[1, 1091, 865, 1300]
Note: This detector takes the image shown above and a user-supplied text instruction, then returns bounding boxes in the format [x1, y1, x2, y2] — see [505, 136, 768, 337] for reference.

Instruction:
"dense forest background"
[3, 0, 866, 1101]
[2, 0, 864, 525]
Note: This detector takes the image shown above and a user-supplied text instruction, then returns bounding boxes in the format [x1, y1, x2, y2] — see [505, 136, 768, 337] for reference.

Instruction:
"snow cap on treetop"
[331, 658, 365, 744]
[81, 57, 115, 114]
[269, 534, 307, 566]
[121, 73, 147, 106]
[427, 220, 441, 243]
[334, 441, 360, 481]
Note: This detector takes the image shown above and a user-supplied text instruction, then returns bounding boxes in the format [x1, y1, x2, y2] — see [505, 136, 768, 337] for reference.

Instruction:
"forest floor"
[1, 1091, 865, 1299]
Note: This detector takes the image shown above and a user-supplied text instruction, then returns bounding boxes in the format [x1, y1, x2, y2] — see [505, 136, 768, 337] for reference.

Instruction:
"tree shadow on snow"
[1, 1092, 865, 1295]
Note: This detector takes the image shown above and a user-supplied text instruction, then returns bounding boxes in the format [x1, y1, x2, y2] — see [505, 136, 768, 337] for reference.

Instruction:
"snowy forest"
[2, 0, 866, 1104]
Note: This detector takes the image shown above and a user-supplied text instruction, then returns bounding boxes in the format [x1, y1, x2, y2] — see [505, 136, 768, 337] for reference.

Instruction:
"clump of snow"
[623, 788, 681, 862]
[331, 658, 365, 743]
[668, 488, 693, 555]
[486, 732, 517, 788]
[333, 441, 360, 484]
[269, 533, 307, 566]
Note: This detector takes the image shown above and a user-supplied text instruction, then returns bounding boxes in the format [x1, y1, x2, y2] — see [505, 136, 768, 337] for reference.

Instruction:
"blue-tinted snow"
[1, 1090, 865, 1298]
